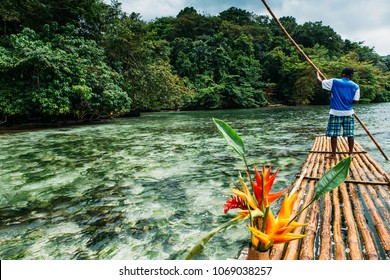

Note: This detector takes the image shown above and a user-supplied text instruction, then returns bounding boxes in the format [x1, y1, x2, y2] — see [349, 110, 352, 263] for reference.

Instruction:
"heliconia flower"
[224, 195, 246, 213]
[230, 174, 257, 210]
[224, 173, 263, 220]
[252, 165, 290, 209]
[248, 193, 307, 250]
[278, 191, 298, 220]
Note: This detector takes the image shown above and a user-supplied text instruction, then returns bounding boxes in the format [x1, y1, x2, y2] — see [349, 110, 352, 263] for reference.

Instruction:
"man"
[317, 67, 360, 160]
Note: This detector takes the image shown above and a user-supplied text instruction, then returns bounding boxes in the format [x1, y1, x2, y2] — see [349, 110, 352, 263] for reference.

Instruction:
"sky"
[105, 0, 390, 56]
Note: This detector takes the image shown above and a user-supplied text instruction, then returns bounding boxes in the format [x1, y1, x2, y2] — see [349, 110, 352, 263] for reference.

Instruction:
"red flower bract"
[224, 195, 246, 213]
[252, 165, 290, 208]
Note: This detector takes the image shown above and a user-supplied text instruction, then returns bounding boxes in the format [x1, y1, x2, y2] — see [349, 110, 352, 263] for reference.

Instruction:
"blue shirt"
[322, 77, 360, 116]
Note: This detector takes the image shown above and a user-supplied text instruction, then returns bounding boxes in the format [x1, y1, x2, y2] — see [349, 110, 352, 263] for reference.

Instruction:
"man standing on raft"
[317, 67, 360, 160]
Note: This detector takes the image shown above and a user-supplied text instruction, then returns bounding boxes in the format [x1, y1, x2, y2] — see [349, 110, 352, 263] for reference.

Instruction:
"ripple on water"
[0, 104, 389, 260]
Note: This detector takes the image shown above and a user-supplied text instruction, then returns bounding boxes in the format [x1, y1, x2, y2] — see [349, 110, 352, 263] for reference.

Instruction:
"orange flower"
[252, 165, 290, 209]
[248, 193, 307, 250]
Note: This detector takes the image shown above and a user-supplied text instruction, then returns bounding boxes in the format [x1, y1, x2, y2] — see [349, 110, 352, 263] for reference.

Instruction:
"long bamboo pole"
[260, 0, 389, 161]
[353, 114, 388, 160]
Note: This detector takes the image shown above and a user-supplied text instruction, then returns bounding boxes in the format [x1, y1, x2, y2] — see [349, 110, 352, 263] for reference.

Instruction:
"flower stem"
[261, 173, 265, 211]
[287, 197, 315, 226]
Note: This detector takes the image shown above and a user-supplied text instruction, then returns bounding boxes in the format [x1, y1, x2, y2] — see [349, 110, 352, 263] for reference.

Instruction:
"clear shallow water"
[0, 103, 389, 260]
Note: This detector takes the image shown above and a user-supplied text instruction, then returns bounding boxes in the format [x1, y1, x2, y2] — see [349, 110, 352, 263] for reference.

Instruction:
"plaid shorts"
[326, 115, 355, 137]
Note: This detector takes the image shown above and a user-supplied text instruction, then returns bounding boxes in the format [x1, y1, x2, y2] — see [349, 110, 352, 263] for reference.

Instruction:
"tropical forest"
[1, 0, 389, 124]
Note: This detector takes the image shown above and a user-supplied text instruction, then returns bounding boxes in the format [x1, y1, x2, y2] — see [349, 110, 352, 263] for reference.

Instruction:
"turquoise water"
[0, 103, 389, 260]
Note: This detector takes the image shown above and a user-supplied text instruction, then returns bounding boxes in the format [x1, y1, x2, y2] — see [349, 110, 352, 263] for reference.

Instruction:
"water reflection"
[0, 103, 389, 259]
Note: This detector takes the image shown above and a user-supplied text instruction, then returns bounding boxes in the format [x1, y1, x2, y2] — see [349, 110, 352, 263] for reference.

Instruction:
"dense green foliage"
[0, 1, 389, 121]
[0, 25, 131, 119]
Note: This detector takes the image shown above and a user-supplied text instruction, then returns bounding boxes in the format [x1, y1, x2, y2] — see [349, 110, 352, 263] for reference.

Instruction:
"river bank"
[0, 104, 292, 134]
[0, 111, 142, 134]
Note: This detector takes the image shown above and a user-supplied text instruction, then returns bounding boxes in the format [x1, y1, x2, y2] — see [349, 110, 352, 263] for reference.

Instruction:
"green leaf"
[184, 218, 238, 260]
[213, 118, 245, 160]
[312, 156, 352, 201]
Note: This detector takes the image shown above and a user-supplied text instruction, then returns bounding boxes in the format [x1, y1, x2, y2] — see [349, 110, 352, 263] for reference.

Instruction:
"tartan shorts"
[326, 115, 355, 137]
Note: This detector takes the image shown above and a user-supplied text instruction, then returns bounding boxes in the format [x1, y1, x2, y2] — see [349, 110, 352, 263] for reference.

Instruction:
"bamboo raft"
[240, 135, 390, 260]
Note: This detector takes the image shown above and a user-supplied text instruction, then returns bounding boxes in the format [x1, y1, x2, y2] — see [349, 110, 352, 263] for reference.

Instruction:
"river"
[0, 103, 389, 260]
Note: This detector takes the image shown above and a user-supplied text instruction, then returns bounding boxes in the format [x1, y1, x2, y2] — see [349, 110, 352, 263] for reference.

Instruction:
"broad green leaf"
[312, 156, 352, 201]
[185, 218, 238, 260]
[213, 118, 245, 160]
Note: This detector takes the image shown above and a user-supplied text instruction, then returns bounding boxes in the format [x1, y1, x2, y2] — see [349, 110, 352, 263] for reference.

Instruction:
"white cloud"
[353, 27, 390, 55]
[118, 0, 186, 19]
[275, 0, 390, 55]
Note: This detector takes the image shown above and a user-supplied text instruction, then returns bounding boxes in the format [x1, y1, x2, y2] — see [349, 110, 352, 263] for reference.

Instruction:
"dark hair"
[341, 67, 354, 76]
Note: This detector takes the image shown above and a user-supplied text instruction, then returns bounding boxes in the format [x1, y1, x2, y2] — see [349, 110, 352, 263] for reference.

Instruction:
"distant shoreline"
[1, 106, 292, 134]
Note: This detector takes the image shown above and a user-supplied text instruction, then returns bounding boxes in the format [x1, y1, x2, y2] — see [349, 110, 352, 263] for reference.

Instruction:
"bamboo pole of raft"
[340, 139, 390, 258]
[317, 137, 346, 260]
[343, 143, 390, 253]
[349, 185, 379, 259]
[318, 157, 332, 260]
[340, 183, 362, 259]
[298, 183, 318, 259]
[269, 137, 324, 259]
[332, 181, 346, 259]
[352, 141, 390, 211]
[356, 141, 390, 188]
[352, 143, 390, 222]
[284, 143, 319, 259]
[282, 138, 325, 259]
[299, 145, 326, 260]
[299, 177, 389, 186]
[333, 137, 390, 259]
[326, 137, 347, 259]
[339, 141, 379, 259]
[333, 140, 361, 259]
[259, 0, 389, 161]
[357, 152, 390, 227]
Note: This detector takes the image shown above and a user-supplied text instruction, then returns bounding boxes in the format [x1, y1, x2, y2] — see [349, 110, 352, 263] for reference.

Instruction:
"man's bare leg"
[329, 136, 337, 160]
[348, 136, 354, 156]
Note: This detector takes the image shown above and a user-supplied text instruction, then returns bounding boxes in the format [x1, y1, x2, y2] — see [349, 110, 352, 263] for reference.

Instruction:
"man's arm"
[316, 71, 323, 83]
[353, 88, 360, 103]
[317, 71, 333, 91]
